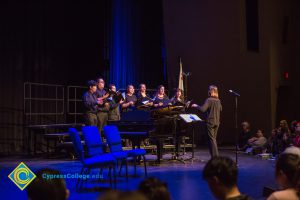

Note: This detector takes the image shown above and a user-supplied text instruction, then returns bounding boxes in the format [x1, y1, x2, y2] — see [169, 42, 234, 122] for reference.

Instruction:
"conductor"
[192, 85, 222, 157]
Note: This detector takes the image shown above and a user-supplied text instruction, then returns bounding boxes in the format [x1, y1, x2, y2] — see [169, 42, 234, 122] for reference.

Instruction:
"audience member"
[98, 191, 147, 200]
[203, 156, 252, 200]
[293, 122, 300, 148]
[284, 146, 300, 157]
[246, 130, 267, 154]
[238, 122, 253, 151]
[278, 120, 291, 150]
[266, 128, 278, 154]
[272, 120, 291, 155]
[138, 177, 171, 200]
[27, 168, 69, 200]
[278, 120, 290, 134]
[267, 153, 300, 200]
[98, 190, 121, 200]
[290, 120, 298, 134]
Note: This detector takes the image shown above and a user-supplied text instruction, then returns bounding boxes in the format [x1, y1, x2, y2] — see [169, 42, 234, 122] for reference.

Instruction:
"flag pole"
[179, 56, 191, 101]
[178, 56, 184, 97]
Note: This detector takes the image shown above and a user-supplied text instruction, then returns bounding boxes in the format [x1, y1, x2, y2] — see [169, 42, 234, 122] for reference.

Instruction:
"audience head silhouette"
[203, 156, 251, 200]
[27, 168, 69, 200]
[138, 177, 171, 200]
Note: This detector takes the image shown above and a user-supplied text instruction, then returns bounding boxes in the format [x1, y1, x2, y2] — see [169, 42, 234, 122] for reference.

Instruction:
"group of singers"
[83, 77, 185, 133]
[83, 77, 222, 158]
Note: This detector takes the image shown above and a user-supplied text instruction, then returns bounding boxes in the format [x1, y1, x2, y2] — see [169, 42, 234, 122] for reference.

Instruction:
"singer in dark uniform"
[83, 80, 101, 127]
[107, 84, 123, 121]
[121, 84, 137, 112]
[170, 88, 185, 106]
[192, 85, 222, 157]
[153, 85, 171, 107]
[95, 77, 110, 134]
[136, 83, 153, 107]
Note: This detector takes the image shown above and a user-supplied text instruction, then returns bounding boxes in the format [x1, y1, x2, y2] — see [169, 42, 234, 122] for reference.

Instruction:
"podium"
[179, 114, 202, 160]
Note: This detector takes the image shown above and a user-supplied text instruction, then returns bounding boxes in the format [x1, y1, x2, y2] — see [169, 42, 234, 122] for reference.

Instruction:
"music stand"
[179, 114, 202, 160]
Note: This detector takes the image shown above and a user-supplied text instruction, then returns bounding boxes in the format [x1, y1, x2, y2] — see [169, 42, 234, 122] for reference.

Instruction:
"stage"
[0, 148, 276, 200]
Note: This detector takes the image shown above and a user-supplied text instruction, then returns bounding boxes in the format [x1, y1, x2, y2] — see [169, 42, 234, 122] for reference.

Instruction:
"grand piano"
[107, 106, 185, 163]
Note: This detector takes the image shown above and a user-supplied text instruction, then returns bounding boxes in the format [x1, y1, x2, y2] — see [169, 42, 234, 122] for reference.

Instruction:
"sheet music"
[179, 114, 202, 123]
[142, 100, 149, 105]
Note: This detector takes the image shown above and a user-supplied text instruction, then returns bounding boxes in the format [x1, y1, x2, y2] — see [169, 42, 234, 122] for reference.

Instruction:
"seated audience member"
[27, 168, 69, 200]
[266, 128, 278, 154]
[203, 156, 252, 200]
[289, 120, 299, 145]
[276, 120, 291, 153]
[290, 120, 298, 134]
[267, 153, 300, 200]
[138, 177, 171, 200]
[293, 122, 300, 148]
[238, 121, 253, 151]
[284, 146, 300, 157]
[278, 120, 290, 134]
[246, 130, 267, 154]
[98, 191, 147, 200]
[98, 190, 120, 200]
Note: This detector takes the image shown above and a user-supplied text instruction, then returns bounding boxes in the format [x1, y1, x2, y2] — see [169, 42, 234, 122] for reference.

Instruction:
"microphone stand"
[234, 95, 238, 165]
[229, 90, 240, 165]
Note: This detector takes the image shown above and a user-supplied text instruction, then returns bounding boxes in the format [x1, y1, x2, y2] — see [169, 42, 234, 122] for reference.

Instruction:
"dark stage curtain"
[0, 0, 167, 154]
[0, 1, 109, 153]
[109, 0, 167, 89]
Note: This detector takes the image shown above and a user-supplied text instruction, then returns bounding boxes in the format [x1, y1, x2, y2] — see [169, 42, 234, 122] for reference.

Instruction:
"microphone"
[229, 89, 240, 97]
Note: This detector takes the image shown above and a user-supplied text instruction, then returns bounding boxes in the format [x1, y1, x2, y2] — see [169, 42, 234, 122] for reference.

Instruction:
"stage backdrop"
[0, 0, 166, 154]
[0, 0, 299, 153]
[163, 0, 300, 144]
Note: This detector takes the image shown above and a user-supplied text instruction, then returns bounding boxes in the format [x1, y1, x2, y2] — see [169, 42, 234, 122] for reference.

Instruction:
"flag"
[178, 57, 184, 93]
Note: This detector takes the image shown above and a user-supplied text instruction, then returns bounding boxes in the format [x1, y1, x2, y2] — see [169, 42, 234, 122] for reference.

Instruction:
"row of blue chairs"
[68, 125, 148, 189]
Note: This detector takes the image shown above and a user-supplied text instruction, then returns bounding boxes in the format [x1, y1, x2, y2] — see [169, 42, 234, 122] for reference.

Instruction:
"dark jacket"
[95, 88, 106, 98]
[153, 95, 170, 107]
[94, 88, 109, 112]
[136, 92, 153, 106]
[83, 91, 98, 114]
[198, 97, 222, 125]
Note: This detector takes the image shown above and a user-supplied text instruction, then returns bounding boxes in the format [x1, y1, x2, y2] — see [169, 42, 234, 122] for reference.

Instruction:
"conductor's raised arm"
[191, 99, 210, 113]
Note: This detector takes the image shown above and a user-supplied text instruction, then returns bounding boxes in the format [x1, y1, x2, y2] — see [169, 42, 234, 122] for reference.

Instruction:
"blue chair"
[81, 126, 128, 181]
[103, 125, 148, 177]
[68, 128, 117, 189]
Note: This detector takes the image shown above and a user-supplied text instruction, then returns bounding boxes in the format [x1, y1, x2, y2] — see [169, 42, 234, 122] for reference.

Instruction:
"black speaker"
[245, 0, 259, 52]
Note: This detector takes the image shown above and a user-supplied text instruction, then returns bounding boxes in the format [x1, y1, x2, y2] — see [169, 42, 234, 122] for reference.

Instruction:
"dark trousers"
[97, 112, 108, 134]
[85, 112, 98, 126]
[108, 107, 120, 121]
[85, 112, 108, 135]
[206, 123, 219, 157]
